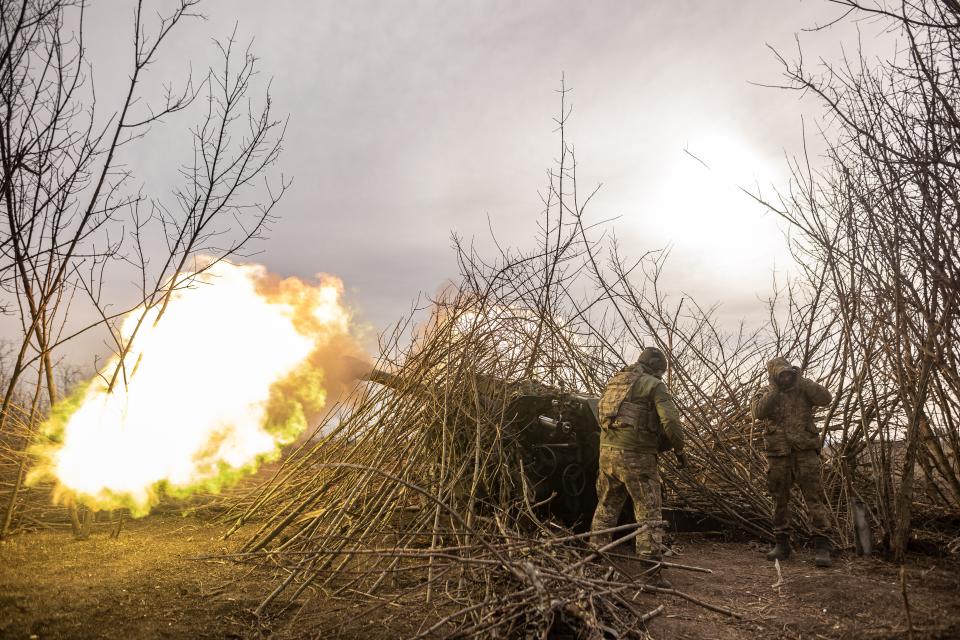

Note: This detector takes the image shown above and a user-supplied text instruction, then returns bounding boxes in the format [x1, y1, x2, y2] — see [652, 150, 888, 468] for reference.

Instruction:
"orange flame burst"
[32, 260, 363, 515]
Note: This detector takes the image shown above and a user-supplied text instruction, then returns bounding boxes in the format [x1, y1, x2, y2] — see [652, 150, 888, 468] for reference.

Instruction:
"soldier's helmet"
[637, 346, 667, 376]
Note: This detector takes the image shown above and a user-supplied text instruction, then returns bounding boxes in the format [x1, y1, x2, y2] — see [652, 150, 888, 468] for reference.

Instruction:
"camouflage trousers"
[767, 449, 831, 537]
[591, 447, 662, 557]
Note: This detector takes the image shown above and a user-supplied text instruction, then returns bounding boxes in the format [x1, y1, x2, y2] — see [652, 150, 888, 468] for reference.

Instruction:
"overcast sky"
[33, 1, 885, 362]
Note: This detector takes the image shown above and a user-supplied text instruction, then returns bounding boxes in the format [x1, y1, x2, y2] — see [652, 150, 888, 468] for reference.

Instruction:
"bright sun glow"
[650, 129, 790, 279]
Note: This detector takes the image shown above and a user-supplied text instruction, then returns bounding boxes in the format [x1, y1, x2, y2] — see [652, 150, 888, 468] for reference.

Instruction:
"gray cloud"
[11, 1, 874, 363]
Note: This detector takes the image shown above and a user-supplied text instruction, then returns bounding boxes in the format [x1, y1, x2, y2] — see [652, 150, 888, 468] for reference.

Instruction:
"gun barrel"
[343, 356, 404, 391]
[365, 367, 407, 391]
[346, 356, 428, 396]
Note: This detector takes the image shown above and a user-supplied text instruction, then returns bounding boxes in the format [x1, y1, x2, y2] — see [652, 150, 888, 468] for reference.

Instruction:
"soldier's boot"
[766, 533, 792, 561]
[646, 568, 673, 589]
[813, 535, 833, 568]
[643, 555, 673, 589]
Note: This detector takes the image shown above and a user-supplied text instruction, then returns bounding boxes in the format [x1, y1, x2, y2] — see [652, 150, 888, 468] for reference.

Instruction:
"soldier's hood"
[767, 357, 798, 386]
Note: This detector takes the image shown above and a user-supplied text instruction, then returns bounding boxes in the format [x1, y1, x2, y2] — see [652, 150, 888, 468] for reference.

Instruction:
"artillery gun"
[358, 364, 602, 530]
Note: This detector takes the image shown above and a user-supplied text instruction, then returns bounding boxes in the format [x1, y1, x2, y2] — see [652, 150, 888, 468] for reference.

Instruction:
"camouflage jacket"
[751, 357, 832, 456]
[600, 363, 684, 453]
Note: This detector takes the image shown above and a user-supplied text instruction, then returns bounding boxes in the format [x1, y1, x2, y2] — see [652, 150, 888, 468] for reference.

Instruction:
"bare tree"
[765, 0, 960, 560]
[0, 0, 287, 537]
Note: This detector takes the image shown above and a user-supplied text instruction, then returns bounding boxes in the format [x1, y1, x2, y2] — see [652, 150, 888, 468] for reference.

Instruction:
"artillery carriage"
[361, 366, 603, 529]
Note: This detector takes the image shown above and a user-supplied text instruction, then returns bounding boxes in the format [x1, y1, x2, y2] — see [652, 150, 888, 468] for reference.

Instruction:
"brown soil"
[1, 519, 958, 639]
[0, 514, 278, 640]
[642, 536, 960, 640]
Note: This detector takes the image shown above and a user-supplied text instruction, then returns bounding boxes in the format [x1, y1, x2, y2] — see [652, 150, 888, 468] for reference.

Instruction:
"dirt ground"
[642, 536, 960, 640]
[1, 516, 958, 639]
[0, 515, 277, 640]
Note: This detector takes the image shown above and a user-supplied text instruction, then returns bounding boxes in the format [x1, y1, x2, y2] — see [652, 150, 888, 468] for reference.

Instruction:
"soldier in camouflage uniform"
[591, 346, 685, 587]
[751, 357, 834, 567]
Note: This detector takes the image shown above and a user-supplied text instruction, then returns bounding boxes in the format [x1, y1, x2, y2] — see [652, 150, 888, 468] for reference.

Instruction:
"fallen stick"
[640, 584, 743, 619]
[603, 549, 713, 573]
[900, 565, 914, 640]
[563, 566, 743, 619]
[639, 603, 666, 623]
[567, 525, 648, 572]
[771, 558, 784, 589]
[411, 585, 537, 639]
[21, 514, 54, 530]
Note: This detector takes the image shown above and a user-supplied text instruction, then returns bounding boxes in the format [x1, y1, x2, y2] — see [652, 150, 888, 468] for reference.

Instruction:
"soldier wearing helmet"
[591, 345, 685, 587]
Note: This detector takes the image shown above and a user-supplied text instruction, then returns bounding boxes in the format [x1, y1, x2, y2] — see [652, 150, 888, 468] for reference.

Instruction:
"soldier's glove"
[674, 451, 687, 469]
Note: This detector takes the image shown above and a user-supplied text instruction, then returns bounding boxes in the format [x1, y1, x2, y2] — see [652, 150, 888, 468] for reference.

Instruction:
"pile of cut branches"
[219, 280, 737, 637]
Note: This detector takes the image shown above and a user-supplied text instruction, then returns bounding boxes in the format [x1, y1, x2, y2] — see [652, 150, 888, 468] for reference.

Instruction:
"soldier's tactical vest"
[598, 368, 644, 430]
[599, 367, 673, 452]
